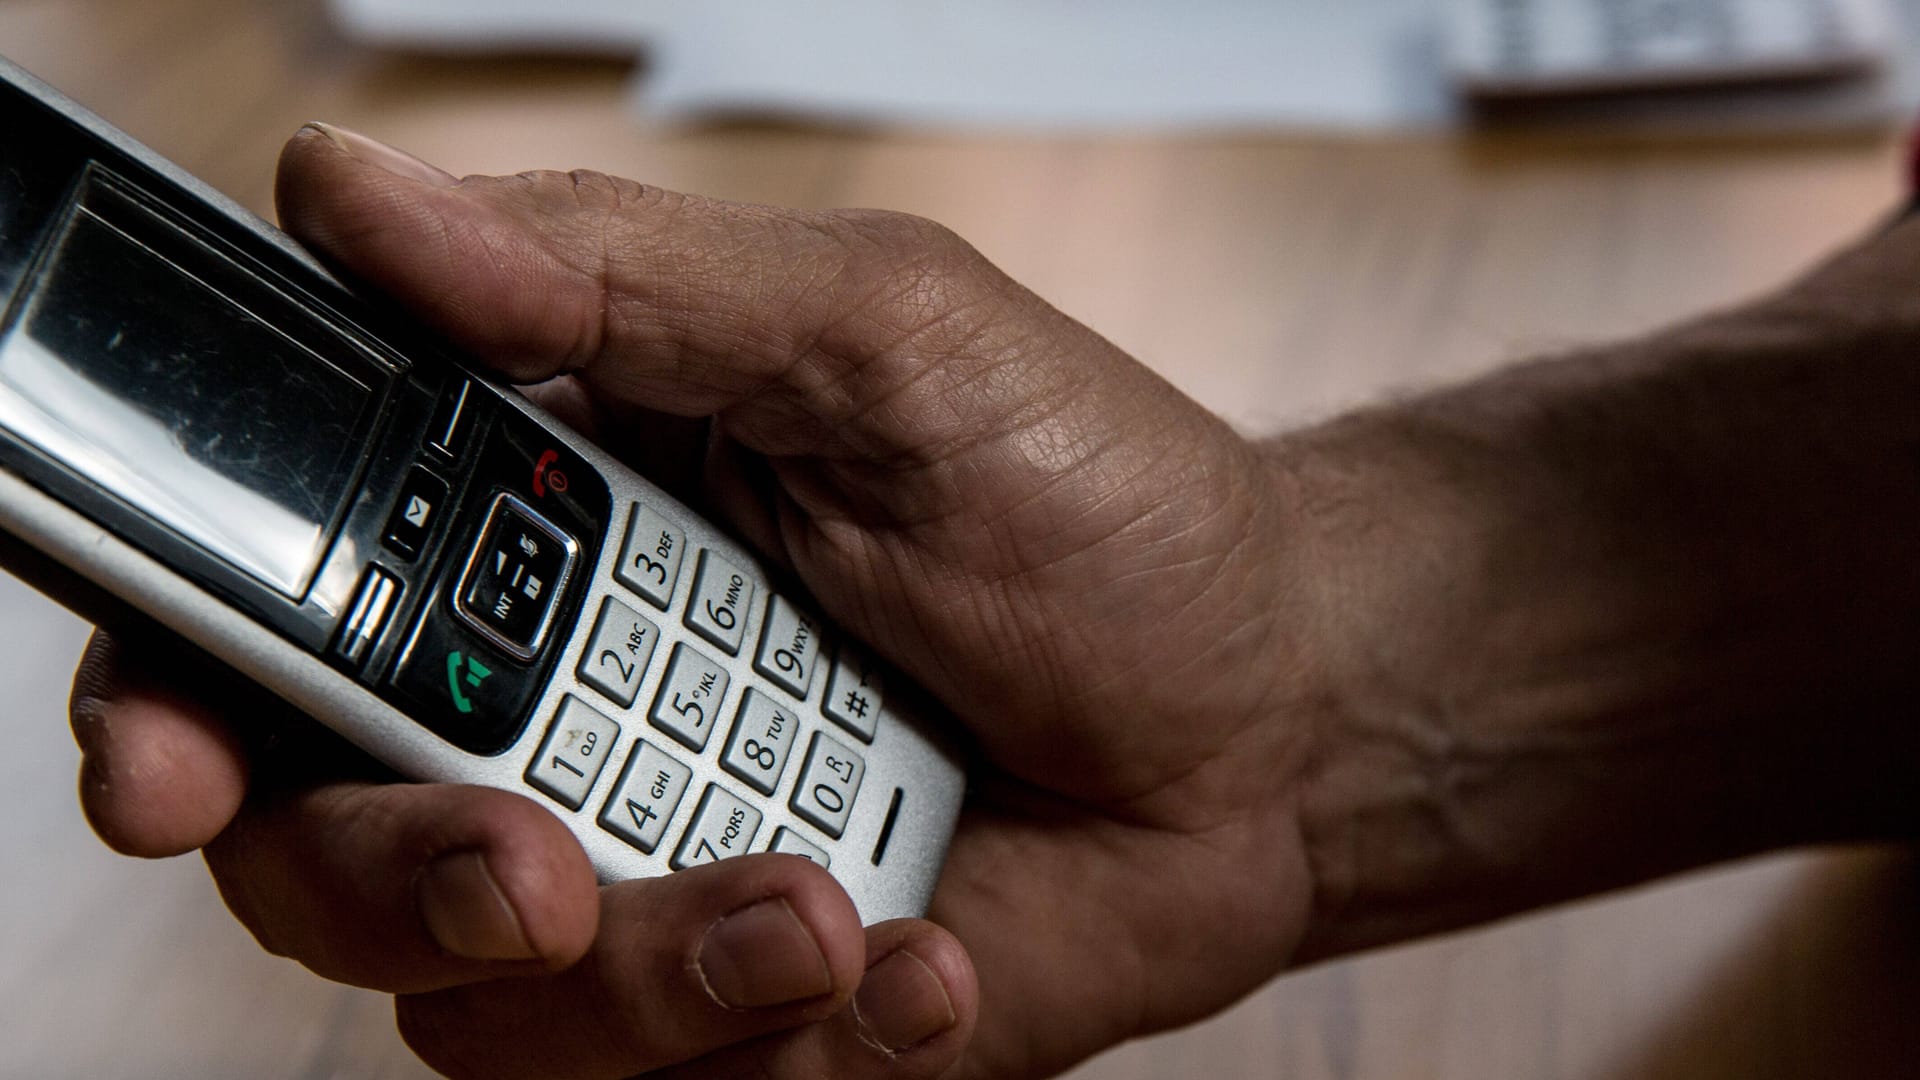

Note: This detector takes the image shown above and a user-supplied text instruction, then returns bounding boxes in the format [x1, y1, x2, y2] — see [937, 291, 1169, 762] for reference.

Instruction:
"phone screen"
[0, 174, 388, 598]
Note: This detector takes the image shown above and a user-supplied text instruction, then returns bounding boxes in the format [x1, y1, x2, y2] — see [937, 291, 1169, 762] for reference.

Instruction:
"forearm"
[1277, 222, 1920, 963]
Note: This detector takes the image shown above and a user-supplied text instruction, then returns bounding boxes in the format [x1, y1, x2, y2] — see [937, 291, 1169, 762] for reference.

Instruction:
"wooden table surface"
[1, 2, 1915, 1077]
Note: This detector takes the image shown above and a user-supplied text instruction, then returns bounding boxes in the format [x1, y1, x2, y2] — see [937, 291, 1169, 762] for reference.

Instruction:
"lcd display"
[0, 177, 383, 598]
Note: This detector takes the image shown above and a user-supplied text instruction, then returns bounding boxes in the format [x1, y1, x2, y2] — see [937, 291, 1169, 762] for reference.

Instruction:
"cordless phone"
[0, 56, 964, 923]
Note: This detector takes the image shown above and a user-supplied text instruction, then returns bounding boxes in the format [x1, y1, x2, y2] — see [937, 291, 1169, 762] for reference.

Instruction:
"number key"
[770, 828, 830, 868]
[754, 595, 820, 700]
[576, 597, 658, 708]
[614, 503, 685, 610]
[597, 740, 692, 854]
[789, 731, 865, 839]
[720, 689, 799, 795]
[671, 784, 762, 870]
[685, 550, 754, 656]
[649, 643, 731, 752]
[525, 697, 621, 811]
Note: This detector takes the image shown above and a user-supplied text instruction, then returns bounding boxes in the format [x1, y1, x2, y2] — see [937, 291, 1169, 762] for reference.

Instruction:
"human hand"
[69, 124, 1320, 1079]
[71, 123, 1920, 1080]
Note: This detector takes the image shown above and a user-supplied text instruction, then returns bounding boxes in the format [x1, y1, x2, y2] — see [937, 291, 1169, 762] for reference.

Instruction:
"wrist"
[1270, 285, 1920, 962]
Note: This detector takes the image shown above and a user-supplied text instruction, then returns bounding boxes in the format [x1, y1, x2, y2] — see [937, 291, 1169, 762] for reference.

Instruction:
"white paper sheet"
[330, 0, 1920, 133]
[331, 0, 666, 52]
[641, 1, 1453, 131]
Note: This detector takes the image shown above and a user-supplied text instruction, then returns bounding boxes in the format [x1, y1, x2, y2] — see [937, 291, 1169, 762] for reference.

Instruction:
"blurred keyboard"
[1451, 0, 1897, 95]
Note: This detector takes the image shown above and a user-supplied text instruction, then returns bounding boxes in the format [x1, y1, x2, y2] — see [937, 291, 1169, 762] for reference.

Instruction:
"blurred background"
[2, 0, 1917, 1076]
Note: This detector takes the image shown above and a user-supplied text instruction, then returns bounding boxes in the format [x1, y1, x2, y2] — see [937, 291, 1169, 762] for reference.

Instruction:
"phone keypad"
[753, 595, 821, 699]
[821, 644, 884, 743]
[672, 784, 763, 869]
[721, 689, 800, 795]
[790, 732, 865, 839]
[526, 697, 621, 811]
[649, 643, 730, 752]
[614, 503, 685, 610]
[598, 740, 693, 854]
[576, 597, 659, 708]
[685, 550, 754, 655]
[526, 496, 896, 874]
[770, 827, 830, 868]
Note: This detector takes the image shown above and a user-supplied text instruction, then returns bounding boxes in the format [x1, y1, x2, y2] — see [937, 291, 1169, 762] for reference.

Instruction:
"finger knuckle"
[786, 209, 1007, 384]
[816, 208, 983, 299]
[563, 168, 675, 217]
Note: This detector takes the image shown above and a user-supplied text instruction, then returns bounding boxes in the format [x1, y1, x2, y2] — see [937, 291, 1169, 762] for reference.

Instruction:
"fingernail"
[853, 949, 955, 1054]
[697, 897, 833, 1009]
[416, 851, 540, 961]
[299, 121, 458, 188]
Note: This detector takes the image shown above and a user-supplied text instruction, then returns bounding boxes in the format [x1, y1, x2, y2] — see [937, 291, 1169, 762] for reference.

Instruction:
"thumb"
[274, 124, 1147, 464]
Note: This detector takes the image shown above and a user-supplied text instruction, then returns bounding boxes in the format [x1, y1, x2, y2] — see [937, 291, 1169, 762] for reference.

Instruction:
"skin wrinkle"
[1294, 586, 1733, 956]
[936, 808, 1157, 1077]
[771, 224, 983, 384]
[431, 204, 562, 368]
[557, 169, 628, 375]
[825, 346, 992, 467]
[966, 407, 1113, 537]
[1095, 625, 1298, 820]
[767, 376, 1045, 531]
[761, 292, 1066, 474]
[927, 477, 1276, 799]
[857, 356, 1077, 493]
[623, 214, 988, 439]
[1027, 433, 1220, 557]
[972, 426, 1251, 609]
[968, 361, 1151, 493]
[856, 334, 1050, 468]
[653, 212, 904, 420]
[981, 427, 1221, 584]
[585, 248, 773, 401]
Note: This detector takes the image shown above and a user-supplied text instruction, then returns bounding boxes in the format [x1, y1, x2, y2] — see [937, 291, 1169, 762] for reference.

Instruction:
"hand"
[68, 124, 1920, 1080]
[69, 124, 1318, 1079]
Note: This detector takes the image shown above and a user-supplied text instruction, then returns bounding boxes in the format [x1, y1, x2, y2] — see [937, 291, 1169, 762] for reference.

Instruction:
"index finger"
[272, 125, 1150, 464]
[69, 627, 250, 857]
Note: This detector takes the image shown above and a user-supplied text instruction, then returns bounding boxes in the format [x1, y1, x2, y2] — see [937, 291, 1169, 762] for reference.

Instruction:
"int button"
[453, 493, 578, 660]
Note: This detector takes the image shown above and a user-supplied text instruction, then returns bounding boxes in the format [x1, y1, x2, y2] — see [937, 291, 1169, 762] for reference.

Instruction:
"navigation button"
[382, 467, 450, 560]
[453, 493, 578, 660]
